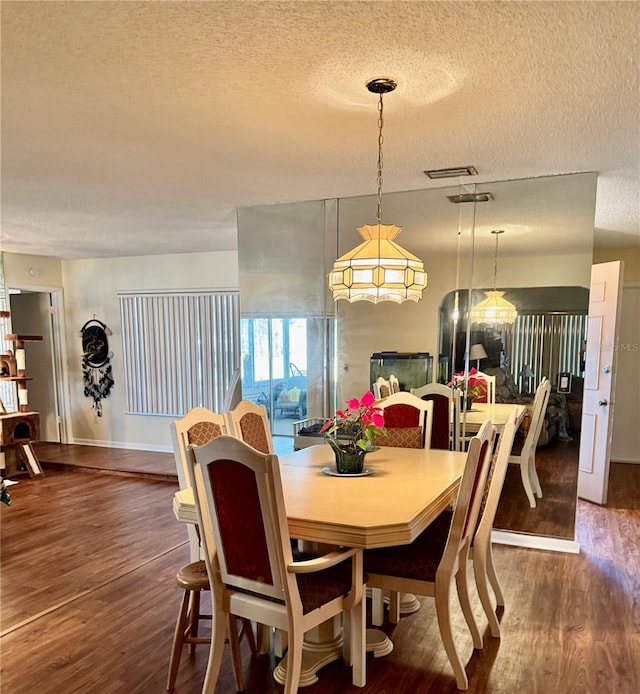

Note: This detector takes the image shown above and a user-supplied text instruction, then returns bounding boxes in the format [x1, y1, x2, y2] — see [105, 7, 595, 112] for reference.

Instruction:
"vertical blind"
[507, 313, 587, 389]
[119, 291, 239, 416]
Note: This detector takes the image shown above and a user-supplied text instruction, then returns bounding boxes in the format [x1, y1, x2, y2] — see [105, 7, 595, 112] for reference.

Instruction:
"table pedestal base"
[273, 620, 393, 687]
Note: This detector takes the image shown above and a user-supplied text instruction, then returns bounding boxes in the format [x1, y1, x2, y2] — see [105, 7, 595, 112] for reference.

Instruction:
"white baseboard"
[611, 458, 640, 465]
[491, 529, 580, 554]
[72, 438, 173, 454]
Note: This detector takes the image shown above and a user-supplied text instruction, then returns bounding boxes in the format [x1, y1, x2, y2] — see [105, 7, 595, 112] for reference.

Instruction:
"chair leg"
[187, 590, 201, 655]
[202, 609, 228, 694]
[388, 591, 401, 624]
[455, 564, 483, 649]
[167, 590, 191, 691]
[371, 588, 385, 626]
[435, 577, 469, 690]
[239, 618, 258, 656]
[274, 628, 288, 658]
[284, 625, 303, 694]
[348, 597, 366, 687]
[473, 539, 501, 639]
[485, 540, 505, 607]
[519, 458, 537, 508]
[227, 614, 245, 692]
[529, 452, 543, 498]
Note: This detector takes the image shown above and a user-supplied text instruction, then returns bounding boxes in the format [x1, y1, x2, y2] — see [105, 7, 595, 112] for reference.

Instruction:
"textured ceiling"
[1, 1, 639, 259]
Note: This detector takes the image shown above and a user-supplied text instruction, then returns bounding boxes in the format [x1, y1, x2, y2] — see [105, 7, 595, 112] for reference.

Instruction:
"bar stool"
[167, 560, 211, 691]
[167, 560, 258, 692]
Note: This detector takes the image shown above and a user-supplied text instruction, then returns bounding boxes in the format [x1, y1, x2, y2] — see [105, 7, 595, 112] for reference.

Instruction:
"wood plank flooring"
[494, 436, 579, 538]
[32, 442, 178, 481]
[1, 452, 639, 693]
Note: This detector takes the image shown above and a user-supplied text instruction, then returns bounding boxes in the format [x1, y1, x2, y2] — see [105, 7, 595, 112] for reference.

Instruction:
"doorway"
[7, 289, 67, 442]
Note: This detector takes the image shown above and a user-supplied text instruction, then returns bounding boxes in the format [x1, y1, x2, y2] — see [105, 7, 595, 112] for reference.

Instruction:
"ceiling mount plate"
[447, 192, 494, 204]
[425, 165, 478, 179]
[366, 77, 397, 94]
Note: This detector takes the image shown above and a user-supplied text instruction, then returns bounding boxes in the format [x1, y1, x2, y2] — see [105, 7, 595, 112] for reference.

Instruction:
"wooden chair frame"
[509, 378, 551, 507]
[188, 436, 366, 693]
[411, 383, 461, 450]
[472, 409, 518, 638]
[171, 407, 228, 562]
[389, 374, 400, 394]
[365, 420, 497, 690]
[372, 376, 392, 400]
[225, 399, 274, 454]
[474, 371, 496, 405]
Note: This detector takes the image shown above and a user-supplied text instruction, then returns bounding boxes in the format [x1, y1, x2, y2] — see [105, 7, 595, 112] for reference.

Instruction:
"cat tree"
[0, 312, 44, 477]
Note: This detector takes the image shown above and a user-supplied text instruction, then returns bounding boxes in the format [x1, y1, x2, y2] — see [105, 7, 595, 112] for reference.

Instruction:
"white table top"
[174, 444, 467, 549]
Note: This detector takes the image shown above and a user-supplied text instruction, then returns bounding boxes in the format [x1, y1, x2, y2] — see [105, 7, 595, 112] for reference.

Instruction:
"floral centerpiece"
[320, 391, 386, 473]
[448, 368, 486, 409]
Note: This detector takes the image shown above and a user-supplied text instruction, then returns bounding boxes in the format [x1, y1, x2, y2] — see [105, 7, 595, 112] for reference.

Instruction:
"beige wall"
[3, 252, 63, 289]
[60, 251, 238, 450]
[593, 245, 640, 283]
[1, 250, 238, 451]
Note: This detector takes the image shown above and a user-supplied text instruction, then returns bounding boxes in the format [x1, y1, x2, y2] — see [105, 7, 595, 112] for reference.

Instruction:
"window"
[119, 291, 239, 416]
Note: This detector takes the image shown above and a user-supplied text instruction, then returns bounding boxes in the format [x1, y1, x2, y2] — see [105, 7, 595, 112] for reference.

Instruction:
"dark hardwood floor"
[494, 436, 579, 538]
[1, 449, 639, 693]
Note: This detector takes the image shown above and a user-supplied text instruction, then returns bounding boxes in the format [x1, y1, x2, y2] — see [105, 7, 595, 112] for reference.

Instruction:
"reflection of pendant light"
[469, 230, 517, 324]
[329, 78, 427, 304]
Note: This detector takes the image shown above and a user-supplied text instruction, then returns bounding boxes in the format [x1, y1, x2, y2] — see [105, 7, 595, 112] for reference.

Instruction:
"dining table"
[173, 442, 467, 686]
[460, 401, 527, 433]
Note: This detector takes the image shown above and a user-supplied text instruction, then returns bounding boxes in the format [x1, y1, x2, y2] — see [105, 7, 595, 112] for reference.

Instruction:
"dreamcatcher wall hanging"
[79, 317, 114, 416]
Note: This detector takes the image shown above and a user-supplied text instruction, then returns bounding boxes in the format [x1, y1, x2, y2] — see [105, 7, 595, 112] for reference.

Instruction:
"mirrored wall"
[238, 172, 597, 542]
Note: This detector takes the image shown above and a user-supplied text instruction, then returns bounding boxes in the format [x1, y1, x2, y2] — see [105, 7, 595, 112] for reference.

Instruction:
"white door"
[578, 261, 624, 504]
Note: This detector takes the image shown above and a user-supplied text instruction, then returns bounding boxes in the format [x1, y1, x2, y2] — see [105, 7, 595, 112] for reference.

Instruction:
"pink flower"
[347, 397, 360, 409]
[360, 390, 375, 407]
[372, 412, 385, 428]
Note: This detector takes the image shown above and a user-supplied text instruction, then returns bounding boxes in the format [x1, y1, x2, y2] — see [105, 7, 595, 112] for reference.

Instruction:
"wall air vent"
[447, 192, 494, 204]
[424, 165, 478, 179]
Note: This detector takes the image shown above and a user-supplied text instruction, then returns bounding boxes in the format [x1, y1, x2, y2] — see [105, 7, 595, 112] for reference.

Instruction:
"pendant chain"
[376, 93, 385, 224]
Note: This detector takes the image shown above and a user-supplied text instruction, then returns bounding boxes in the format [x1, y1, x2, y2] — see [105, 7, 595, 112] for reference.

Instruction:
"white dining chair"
[471, 408, 518, 638]
[188, 435, 366, 693]
[364, 420, 497, 690]
[372, 376, 392, 400]
[510, 377, 551, 507]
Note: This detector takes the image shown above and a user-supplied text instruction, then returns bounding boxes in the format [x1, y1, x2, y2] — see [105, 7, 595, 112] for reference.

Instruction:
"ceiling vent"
[447, 192, 494, 204]
[424, 165, 478, 179]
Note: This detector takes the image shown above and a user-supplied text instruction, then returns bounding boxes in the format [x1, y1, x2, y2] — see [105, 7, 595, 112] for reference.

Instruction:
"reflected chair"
[365, 420, 497, 690]
[389, 374, 401, 394]
[510, 377, 551, 507]
[375, 391, 433, 449]
[373, 376, 391, 400]
[411, 383, 460, 450]
[226, 399, 274, 454]
[187, 436, 366, 693]
[473, 371, 496, 404]
[471, 409, 518, 638]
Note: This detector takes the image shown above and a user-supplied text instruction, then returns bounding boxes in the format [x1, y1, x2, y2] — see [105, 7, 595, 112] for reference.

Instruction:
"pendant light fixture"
[329, 78, 427, 303]
[469, 230, 518, 324]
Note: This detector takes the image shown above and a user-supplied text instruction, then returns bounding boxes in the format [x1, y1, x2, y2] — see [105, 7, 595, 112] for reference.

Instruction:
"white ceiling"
[1, 1, 639, 260]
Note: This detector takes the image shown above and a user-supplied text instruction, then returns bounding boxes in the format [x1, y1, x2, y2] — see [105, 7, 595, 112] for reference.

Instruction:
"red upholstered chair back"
[420, 393, 450, 450]
[189, 436, 290, 602]
[375, 392, 433, 449]
[471, 372, 496, 404]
